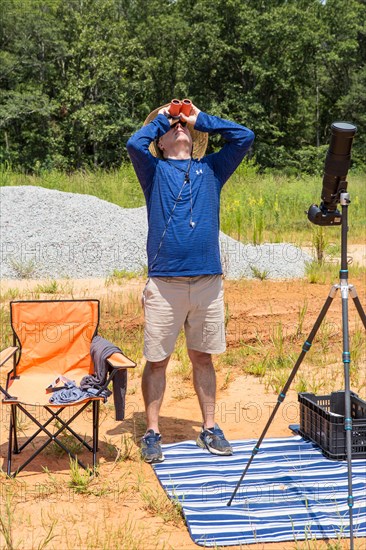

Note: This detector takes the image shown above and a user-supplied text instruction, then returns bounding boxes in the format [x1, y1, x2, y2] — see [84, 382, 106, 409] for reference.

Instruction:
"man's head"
[143, 102, 208, 160]
[157, 120, 193, 159]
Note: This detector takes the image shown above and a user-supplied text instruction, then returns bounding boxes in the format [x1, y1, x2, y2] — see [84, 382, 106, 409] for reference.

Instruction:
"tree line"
[0, 0, 365, 173]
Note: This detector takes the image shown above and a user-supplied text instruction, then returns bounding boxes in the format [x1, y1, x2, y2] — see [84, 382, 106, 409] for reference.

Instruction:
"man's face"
[158, 121, 192, 157]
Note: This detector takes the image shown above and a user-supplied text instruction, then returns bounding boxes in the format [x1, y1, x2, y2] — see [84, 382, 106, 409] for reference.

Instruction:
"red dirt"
[0, 275, 365, 549]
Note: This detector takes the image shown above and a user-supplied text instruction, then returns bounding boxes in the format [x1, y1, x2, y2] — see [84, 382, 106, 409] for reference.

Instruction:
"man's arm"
[193, 112, 255, 186]
[126, 115, 171, 193]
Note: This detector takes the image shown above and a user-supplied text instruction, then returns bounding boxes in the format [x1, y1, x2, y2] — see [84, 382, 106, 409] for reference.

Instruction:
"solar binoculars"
[169, 98, 192, 118]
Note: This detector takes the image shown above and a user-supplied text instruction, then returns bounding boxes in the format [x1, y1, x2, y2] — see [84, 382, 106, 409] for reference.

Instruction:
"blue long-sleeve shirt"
[127, 112, 254, 276]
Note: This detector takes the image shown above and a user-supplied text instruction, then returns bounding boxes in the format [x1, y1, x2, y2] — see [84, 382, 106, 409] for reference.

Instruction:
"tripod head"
[307, 122, 357, 226]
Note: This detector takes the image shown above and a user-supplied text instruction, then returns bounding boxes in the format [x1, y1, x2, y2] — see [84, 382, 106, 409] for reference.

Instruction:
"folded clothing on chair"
[48, 378, 111, 404]
[46, 336, 127, 414]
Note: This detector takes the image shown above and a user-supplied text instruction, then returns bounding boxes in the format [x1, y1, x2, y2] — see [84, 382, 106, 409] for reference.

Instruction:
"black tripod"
[227, 192, 366, 550]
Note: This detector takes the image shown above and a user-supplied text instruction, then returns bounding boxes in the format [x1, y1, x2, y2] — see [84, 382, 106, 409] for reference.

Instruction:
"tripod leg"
[350, 285, 366, 330]
[341, 283, 355, 549]
[227, 285, 338, 506]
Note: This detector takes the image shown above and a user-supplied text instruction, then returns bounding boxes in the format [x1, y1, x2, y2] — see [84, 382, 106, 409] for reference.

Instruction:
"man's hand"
[179, 103, 201, 127]
[157, 106, 169, 117]
[157, 103, 201, 127]
[157, 105, 177, 126]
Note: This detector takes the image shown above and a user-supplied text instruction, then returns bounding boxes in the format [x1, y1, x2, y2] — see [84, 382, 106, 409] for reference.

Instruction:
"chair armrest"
[0, 346, 18, 367]
[106, 352, 136, 369]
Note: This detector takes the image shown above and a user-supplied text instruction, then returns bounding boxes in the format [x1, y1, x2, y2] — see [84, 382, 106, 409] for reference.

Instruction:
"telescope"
[307, 122, 357, 226]
[230, 119, 364, 550]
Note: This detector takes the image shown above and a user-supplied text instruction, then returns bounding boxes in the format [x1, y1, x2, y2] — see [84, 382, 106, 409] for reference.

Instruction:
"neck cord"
[166, 158, 195, 227]
[150, 157, 194, 271]
[166, 157, 191, 179]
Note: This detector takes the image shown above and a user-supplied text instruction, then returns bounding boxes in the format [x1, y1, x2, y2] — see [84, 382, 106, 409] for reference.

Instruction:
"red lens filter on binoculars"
[169, 98, 192, 117]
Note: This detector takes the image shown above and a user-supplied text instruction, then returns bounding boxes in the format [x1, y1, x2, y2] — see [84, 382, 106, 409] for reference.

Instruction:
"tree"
[0, 0, 364, 171]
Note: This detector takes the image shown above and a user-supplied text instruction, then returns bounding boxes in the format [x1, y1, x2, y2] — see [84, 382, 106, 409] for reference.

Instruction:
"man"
[127, 101, 254, 463]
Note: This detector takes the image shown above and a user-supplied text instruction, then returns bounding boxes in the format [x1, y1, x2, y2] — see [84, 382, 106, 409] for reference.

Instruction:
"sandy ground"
[301, 243, 366, 268]
[0, 272, 365, 549]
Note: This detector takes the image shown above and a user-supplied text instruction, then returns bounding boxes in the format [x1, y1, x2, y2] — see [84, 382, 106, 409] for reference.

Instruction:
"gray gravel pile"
[0, 186, 311, 280]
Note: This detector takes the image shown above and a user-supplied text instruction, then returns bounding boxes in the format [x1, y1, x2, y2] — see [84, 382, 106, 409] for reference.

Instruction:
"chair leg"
[12, 405, 19, 454]
[6, 400, 102, 476]
[7, 407, 14, 476]
[10, 403, 88, 475]
[92, 400, 100, 471]
[44, 406, 93, 452]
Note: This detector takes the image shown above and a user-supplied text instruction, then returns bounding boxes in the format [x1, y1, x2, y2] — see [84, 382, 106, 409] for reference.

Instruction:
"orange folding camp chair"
[0, 299, 135, 477]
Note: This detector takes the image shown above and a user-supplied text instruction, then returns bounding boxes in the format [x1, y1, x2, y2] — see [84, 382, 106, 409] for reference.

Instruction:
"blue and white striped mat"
[153, 435, 366, 546]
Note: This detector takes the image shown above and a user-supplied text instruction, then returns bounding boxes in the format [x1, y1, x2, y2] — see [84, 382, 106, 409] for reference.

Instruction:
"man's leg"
[140, 356, 170, 463]
[141, 356, 170, 434]
[188, 349, 216, 429]
[141, 277, 189, 463]
[188, 348, 232, 456]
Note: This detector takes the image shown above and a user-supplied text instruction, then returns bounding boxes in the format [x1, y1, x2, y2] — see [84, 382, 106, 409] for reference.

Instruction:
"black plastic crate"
[298, 391, 366, 460]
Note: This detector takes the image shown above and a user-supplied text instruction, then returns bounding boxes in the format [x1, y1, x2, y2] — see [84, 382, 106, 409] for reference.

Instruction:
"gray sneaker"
[196, 424, 233, 456]
[141, 429, 165, 463]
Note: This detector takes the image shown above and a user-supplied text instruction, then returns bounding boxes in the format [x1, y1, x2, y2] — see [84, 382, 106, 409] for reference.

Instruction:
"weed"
[140, 487, 185, 526]
[270, 322, 288, 366]
[305, 261, 328, 284]
[326, 242, 341, 260]
[295, 370, 326, 395]
[0, 490, 16, 550]
[248, 195, 265, 244]
[265, 366, 291, 394]
[34, 280, 58, 294]
[67, 458, 93, 494]
[295, 375, 308, 393]
[244, 358, 268, 377]
[8, 258, 37, 279]
[44, 433, 84, 458]
[80, 516, 153, 550]
[250, 265, 269, 280]
[56, 278, 75, 296]
[170, 489, 186, 524]
[296, 298, 308, 339]
[349, 322, 366, 389]
[37, 514, 58, 550]
[105, 434, 136, 463]
[312, 226, 328, 263]
[105, 268, 146, 286]
[34, 468, 63, 500]
[15, 410, 31, 434]
[317, 321, 337, 356]
[0, 288, 20, 301]
[219, 350, 243, 368]
[220, 369, 232, 390]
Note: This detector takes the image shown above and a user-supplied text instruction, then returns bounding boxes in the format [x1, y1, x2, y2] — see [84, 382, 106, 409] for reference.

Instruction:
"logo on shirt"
[195, 169, 203, 175]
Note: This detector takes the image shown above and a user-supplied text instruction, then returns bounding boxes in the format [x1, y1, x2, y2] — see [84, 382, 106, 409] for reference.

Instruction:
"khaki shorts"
[142, 275, 226, 362]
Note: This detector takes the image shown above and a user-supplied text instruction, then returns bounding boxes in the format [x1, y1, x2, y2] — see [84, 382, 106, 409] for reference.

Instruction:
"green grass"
[305, 260, 366, 284]
[220, 162, 365, 246]
[67, 458, 94, 494]
[0, 164, 144, 208]
[105, 267, 147, 286]
[34, 280, 59, 294]
[1, 162, 364, 246]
